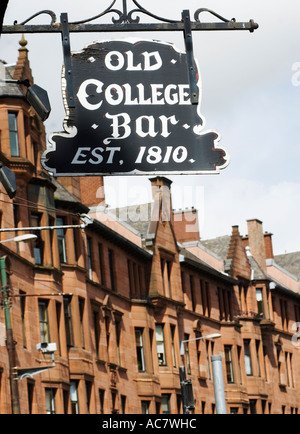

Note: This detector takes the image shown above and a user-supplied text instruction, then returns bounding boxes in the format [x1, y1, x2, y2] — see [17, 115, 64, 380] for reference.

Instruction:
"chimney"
[246, 219, 266, 271]
[173, 208, 200, 243]
[148, 177, 173, 234]
[264, 232, 274, 259]
[57, 177, 82, 202]
[79, 176, 105, 207]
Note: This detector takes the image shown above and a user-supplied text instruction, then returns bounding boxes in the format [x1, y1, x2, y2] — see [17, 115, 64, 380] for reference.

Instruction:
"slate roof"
[201, 235, 231, 261]
[0, 62, 24, 98]
[109, 203, 153, 238]
[274, 252, 300, 280]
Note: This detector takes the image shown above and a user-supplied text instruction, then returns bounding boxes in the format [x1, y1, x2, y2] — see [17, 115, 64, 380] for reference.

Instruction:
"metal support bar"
[2, 20, 258, 34]
[182, 10, 198, 105]
[60, 13, 75, 108]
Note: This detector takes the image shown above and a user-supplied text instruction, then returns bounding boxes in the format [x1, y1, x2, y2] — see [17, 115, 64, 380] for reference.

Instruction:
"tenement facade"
[0, 40, 299, 414]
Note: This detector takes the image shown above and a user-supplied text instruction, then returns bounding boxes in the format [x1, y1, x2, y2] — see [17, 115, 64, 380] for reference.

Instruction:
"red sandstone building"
[0, 40, 299, 414]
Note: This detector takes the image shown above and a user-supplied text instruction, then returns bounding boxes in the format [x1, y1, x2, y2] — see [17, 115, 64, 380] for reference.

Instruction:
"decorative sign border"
[41, 38, 230, 176]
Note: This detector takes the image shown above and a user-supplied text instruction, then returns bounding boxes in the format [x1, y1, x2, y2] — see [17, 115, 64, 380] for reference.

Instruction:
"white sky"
[1, 0, 300, 255]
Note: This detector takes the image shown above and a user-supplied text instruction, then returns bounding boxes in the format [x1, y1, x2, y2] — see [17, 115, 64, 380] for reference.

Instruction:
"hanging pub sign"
[42, 38, 230, 176]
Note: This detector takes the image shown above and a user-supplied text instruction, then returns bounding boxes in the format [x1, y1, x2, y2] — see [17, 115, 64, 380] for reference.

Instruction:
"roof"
[52, 178, 89, 214]
[201, 235, 231, 261]
[0, 62, 24, 98]
[108, 203, 153, 238]
[274, 252, 300, 280]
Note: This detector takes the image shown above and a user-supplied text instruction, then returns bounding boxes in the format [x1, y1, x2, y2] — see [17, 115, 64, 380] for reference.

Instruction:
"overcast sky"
[1, 0, 300, 255]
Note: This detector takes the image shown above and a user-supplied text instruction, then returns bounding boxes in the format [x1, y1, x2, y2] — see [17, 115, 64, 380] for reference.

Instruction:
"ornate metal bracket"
[5, 0, 258, 33]
[2, 1, 258, 109]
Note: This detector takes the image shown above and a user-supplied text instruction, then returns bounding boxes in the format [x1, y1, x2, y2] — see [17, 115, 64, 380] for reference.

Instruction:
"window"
[87, 237, 93, 280]
[200, 280, 211, 317]
[141, 401, 150, 414]
[98, 244, 105, 285]
[55, 302, 62, 356]
[27, 381, 34, 414]
[249, 399, 257, 415]
[224, 345, 234, 383]
[70, 381, 79, 415]
[155, 324, 166, 366]
[206, 340, 214, 380]
[121, 395, 126, 414]
[190, 275, 196, 311]
[8, 112, 19, 157]
[38, 300, 50, 344]
[93, 311, 100, 359]
[57, 217, 67, 264]
[63, 296, 74, 347]
[218, 287, 232, 321]
[111, 390, 117, 414]
[45, 388, 56, 414]
[237, 346, 243, 384]
[31, 213, 43, 265]
[79, 298, 85, 349]
[256, 340, 261, 377]
[99, 389, 105, 414]
[286, 352, 294, 388]
[170, 325, 176, 367]
[280, 299, 289, 331]
[20, 291, 27, 348]
[160, 257, 172, 298]
[184, 333, 191, 375]
[115, 320, 121, 366]
[108, 249, 116, 291]
[162, 394, 171, 414]
[135, 328, 145, 372]
[85, 381, 92, 414]
[256, 288, 264, 317]
[244, 340, 253, 376]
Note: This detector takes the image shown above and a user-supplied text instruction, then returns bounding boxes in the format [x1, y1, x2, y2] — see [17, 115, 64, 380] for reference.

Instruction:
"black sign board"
[42, 39, 230, 176]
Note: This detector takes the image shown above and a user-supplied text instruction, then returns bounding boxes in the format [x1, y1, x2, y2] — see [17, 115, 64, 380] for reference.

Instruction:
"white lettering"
[77, 79, 103, 111]
[126, 50, 142, 71]
[71, 147, 91, 164]
[151, 84, 165, 105]
[136, 116, 158, 138]
[89, 147, 104, 164]
[123, 83, 139, 105]
[159, 115, 178, 138]
[178, 84, 191, 104]
[143, 51, 163, 71]
[165, 84, 179, 105]
[106, 147, 121, 164]
[104, 113, 131, 144]
[105, 84, 124, 105]
[105, 51, 125, 71]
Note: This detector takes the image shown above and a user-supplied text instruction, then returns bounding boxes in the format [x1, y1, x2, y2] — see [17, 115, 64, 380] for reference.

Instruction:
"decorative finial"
[19, 34, 28, 51]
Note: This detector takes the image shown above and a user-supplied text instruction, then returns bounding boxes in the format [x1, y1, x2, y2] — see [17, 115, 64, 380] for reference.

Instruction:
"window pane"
[38, 301, 50, 343]
[155, 324, 166, 366]
[135, 328, 145, 371]
[57, 217, 67, 263]
[8, 113, 19, 157]
[244, 340, 253, 376]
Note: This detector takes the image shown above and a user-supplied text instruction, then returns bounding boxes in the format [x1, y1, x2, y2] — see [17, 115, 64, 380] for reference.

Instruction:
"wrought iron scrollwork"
[69, 0, 177, 26]
[13, 10, 57, 27]
[194, 8, 236, 24]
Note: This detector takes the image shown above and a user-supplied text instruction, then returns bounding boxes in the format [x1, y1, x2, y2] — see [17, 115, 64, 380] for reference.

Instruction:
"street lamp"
[179, 333, 222, 414]
[0, 233, 37, 414]
[0, 234, 37, 244]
